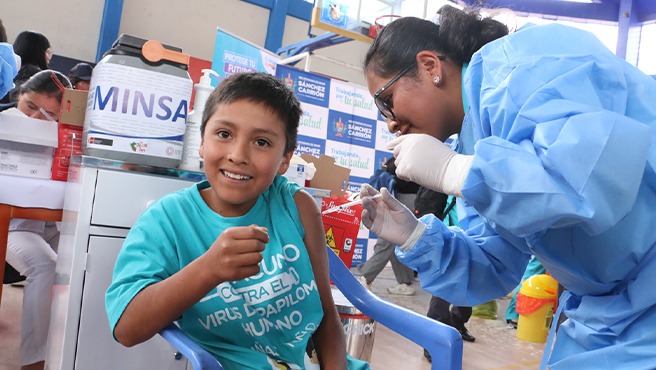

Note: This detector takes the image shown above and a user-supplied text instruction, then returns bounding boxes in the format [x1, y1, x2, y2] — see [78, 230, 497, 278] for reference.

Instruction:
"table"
[0, 174, 66, 306]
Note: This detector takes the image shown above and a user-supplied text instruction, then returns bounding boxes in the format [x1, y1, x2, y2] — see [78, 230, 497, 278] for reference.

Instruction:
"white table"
[0, 174, 67, 209]
[0, 174, 66, 306]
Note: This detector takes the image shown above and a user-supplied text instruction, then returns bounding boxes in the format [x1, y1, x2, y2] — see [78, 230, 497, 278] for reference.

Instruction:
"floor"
[0, 265, 544, 370]
[362, 266, 545, 370]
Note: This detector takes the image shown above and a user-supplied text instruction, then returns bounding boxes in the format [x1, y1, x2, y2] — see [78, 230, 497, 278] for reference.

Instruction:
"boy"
[106, 72, 369, 370]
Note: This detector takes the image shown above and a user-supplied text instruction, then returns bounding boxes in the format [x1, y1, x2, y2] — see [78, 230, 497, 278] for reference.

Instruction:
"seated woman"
[1, 70, 71, 370]
[106, 72, 370, 370]
[0, 30, 52, 104]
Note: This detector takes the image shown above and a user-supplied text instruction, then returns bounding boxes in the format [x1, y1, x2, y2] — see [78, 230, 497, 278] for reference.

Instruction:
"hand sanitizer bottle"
[179, 69, 219, 172]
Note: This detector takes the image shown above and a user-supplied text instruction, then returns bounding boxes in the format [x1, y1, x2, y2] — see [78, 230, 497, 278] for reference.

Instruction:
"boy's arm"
[113, 226, 268, 347]
[294, 190, 348, 369]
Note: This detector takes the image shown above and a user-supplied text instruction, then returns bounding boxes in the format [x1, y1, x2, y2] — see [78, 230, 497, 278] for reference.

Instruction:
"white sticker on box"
[84, 63, 192, 159]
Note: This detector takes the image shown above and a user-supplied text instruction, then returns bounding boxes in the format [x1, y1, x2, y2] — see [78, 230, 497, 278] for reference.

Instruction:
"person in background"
[106, 72, 370, 370]
[415, 190, 475, 364]
[67, 62, 93, 90]
[0, 18, 20, 98]
[1, 70, 71, 370]
[359, 4, 656, 369]
[357, 157, 418, 296]
[0, 18, 7, 42]
[0, 30, 52, 104]
[0, 70, 68, 120]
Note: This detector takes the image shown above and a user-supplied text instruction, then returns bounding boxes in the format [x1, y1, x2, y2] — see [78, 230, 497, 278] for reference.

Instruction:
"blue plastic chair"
[159, 246, 463, 370]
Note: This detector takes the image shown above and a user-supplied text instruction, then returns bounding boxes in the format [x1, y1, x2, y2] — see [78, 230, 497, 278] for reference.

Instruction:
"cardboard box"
[51, 89, 86, 181]
[59, 88, 87, 128]
[300, 154, 350, 197]
[0, 113, 58, 179]
[300, 154, 359, 267]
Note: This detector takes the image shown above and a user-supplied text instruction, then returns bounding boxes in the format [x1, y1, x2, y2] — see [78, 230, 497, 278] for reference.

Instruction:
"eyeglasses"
[373, 56, 447, 120]
[373, 63, 414, 120]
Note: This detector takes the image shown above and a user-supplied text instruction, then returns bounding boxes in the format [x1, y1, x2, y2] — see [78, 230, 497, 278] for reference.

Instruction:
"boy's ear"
[277, 151, 293, 175]
[199, 139, 205, 159]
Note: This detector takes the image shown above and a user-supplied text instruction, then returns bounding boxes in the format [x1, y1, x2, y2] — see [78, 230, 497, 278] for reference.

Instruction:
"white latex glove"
[360, 184, 426, 249]
[388, 134, 474, 197]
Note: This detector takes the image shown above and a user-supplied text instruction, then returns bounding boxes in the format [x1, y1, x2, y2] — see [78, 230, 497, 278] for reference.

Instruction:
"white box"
[283, 162, 306, 187]
[0, 113, 58, 179]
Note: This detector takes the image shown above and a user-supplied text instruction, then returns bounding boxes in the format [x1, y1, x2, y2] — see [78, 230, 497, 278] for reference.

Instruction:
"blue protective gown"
[0, 42, 18, 98]
[396, 23, 656, 369]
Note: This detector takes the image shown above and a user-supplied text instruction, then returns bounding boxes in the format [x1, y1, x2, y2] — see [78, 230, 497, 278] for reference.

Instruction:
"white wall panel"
[119, 0, 269, 60]
[0, 0, 373, 85]
[0, 0, 102, 62]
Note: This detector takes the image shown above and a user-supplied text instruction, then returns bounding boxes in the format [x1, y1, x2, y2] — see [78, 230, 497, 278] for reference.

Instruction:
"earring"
[433, 75, 441, 86]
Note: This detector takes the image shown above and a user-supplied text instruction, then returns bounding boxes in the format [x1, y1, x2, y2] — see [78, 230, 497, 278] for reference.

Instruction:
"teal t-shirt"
[106, 175, 327, 369]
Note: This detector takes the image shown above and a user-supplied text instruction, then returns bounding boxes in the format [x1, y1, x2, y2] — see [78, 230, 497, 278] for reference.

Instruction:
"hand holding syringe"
[321, 194, 383, 215]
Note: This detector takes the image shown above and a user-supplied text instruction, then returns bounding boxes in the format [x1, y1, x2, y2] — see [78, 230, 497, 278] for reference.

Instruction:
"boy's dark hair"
[20, 70, 71, 103]
[201, 72, 301, 154]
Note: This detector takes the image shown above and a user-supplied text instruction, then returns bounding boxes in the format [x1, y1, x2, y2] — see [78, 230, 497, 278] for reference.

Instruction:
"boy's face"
[199, 99, 292, 216]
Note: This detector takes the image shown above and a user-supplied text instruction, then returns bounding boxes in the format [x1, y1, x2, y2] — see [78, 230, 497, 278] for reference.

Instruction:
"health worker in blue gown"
[360, 5, 656, 369]
[0, 40, 19, 98]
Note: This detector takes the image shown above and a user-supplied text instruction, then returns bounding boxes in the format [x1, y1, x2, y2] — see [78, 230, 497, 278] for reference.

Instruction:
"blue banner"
[211, 28, 279, 83]
[277, 64, 330, 108]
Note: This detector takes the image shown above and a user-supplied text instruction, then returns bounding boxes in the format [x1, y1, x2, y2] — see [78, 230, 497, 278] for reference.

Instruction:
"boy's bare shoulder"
[292, 189, 321, 218]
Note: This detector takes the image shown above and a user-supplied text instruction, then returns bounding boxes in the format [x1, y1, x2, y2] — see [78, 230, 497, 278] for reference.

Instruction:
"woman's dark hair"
[364, 5, 508, 78]
[13, 30, 51, 70]
[201, 72, 301, 154]
[20, 69, 71, 103]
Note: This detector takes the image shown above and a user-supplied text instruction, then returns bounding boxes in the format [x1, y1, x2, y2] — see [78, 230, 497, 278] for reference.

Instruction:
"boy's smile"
[199, 99, 292, 217]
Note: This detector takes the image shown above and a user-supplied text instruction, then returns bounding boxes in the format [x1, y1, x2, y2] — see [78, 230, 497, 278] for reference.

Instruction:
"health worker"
[360, 5, 656, 369]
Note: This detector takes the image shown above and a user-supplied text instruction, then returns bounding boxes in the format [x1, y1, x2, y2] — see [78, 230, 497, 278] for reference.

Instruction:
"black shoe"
[455, 325, 475, 342]
[423, 349, 432, 363]
[506, 319, 518, 329]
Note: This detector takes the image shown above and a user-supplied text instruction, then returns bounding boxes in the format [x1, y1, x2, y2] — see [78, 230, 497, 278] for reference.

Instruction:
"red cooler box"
[321, 194, 362, 269]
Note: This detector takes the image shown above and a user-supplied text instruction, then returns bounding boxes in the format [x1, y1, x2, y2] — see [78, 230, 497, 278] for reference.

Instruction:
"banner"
[277, 64, 395, 265]
[211, 27, 279, 83]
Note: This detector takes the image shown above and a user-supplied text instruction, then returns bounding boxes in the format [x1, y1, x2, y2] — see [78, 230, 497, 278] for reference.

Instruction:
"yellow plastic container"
[515, 274, 558, 343]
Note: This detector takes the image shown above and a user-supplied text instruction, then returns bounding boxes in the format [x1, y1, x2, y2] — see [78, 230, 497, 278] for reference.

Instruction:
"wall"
[0, 0, 370, 85]
[0, 0, 103, 62]
[119, 0, 269, 61]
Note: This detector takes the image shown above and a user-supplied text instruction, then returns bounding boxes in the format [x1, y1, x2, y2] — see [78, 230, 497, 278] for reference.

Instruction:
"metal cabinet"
[46, 157, 195, 370]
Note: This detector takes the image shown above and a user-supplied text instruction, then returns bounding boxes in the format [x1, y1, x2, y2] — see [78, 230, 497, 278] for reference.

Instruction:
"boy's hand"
[205, 225, 269, 282]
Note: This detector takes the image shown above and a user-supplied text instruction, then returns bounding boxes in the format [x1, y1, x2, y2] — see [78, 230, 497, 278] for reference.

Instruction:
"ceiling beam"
[458, 0, 621, 22]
